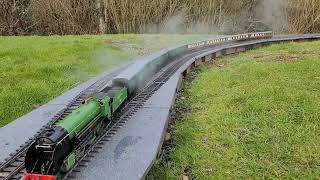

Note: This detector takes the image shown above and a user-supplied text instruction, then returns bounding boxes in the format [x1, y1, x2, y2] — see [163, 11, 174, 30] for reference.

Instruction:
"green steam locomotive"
[24, 85, 127, 180]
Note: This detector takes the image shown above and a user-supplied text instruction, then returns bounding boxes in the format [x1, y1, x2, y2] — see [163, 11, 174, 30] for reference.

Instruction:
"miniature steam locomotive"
[24, 85, 127, 180]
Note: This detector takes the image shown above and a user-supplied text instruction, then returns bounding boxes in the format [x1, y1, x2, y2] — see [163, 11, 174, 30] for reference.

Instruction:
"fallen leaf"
[32, 103, 41, 109]
[182, 175, 189, 180]
[202, 134, 209, 141]
[165, 132, 171, 141]
[213, 61, 225, 67]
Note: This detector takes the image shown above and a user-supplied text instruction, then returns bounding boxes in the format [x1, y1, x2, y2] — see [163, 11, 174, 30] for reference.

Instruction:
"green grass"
[0, 34, 215, 127]
[147, 41, 320, 179]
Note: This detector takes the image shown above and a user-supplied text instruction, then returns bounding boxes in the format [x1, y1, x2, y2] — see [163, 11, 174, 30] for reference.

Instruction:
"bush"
[1, 0, 320, 35]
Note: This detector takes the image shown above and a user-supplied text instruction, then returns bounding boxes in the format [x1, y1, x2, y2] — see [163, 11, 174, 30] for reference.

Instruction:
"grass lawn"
[0, 34, 215, 127]
[147, 41, 320, 179]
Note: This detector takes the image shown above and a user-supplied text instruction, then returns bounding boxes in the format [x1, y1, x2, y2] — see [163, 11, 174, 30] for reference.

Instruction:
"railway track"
[1, 34, 319, 180]
[64, 51, 187, 179]
[0, 42, 224, 180]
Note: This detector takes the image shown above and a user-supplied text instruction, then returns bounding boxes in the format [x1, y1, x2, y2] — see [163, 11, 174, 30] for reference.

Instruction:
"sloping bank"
[147, 40, 320, 179]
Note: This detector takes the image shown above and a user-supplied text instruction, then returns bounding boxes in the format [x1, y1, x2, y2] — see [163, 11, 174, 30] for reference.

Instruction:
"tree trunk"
[96, 0, 105, 34]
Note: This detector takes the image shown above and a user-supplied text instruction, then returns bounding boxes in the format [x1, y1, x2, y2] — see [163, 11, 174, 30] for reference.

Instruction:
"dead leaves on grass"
[278, 54, 300, 61]
[105, 39, 145, 56]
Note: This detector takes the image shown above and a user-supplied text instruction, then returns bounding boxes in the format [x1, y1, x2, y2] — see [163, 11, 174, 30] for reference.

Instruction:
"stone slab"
[194, 58, 203, 67]
[76, 72, 181, 180]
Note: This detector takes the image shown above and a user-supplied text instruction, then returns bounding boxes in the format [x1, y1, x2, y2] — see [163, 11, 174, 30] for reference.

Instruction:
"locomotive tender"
[24, 31, 272, 180]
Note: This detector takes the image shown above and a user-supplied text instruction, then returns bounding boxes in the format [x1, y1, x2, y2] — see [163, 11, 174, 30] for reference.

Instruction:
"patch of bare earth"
[105, 39, 145, 56]
[254, 53, 302, 62]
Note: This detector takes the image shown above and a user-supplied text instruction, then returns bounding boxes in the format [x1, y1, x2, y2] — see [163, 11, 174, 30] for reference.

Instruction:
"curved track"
[0, 34, 319, 180]
[0, 41, 233, 180]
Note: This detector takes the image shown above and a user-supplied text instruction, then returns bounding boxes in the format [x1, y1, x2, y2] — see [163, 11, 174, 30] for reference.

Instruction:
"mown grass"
[147, 41, 320, 179]
[0, 34, 214, 127]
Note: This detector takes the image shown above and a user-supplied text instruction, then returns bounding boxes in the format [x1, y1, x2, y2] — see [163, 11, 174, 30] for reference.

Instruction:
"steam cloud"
[142, 8, 217, 34]
[256, 0, 289, 32]
[141, 0, 290, 34]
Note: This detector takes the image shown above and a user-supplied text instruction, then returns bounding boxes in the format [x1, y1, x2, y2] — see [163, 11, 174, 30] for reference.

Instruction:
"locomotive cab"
[25, 127, 73, 176]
